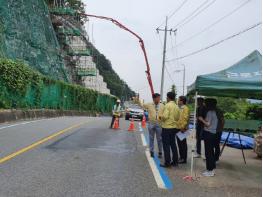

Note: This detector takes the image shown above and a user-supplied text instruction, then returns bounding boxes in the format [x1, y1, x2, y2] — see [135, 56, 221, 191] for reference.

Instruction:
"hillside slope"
[0, 0, 69, 81]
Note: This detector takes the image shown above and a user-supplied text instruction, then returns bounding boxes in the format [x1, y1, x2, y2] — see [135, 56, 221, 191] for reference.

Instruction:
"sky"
[83, 0, 262, 102]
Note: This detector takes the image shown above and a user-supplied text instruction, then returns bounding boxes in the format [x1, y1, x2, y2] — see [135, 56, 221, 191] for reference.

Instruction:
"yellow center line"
[0, 120, 90, 164]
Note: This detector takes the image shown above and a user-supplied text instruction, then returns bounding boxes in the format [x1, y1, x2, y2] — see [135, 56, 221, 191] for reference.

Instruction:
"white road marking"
[141, 133, 147, 146]
[0, 118, 57, 131]
[145, 150, 166, 189]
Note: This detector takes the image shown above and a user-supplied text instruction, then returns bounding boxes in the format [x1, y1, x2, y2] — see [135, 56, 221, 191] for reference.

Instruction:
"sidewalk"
[164, 137, 261, 196]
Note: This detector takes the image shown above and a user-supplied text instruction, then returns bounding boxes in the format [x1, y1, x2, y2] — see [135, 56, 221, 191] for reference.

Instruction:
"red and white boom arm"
[81, 14, 155, 95]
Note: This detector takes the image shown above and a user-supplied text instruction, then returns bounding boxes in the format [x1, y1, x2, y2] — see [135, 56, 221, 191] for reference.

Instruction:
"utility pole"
[174, 64, 186, 96]
[182, 64, 185, 95]
[157, 16, 177, 101]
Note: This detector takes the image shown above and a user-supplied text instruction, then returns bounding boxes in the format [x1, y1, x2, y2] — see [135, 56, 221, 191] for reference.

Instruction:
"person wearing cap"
[140, 93, 164, 158]
[110, 99, 121, 128]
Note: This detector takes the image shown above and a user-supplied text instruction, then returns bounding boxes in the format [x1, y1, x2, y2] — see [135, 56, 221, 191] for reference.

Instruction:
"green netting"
[0, 0, 69, 82]
[77, 67, 97, 76]
[57, 27, 82, 36]
[0, 80, 115, 112]
[49, 7, 76, 16]
[96, 94, 115, 113]
[68, 49, 91, 56]
[0, 58, 116, 112]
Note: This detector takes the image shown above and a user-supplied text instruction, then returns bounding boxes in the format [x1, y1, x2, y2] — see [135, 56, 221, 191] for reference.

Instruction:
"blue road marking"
[143, 130, 173, 190]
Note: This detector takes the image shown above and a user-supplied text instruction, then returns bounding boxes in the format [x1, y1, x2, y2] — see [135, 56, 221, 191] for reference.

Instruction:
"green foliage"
[246, 104, 262, 120]
[0, 58, 115, 112]
[171, 84, 177, 97]
[89, 43, 135, 99]
[215, 97, 261, 120]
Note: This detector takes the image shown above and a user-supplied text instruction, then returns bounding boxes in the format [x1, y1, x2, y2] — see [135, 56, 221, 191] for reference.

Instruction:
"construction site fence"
[0, 58, 115, 113]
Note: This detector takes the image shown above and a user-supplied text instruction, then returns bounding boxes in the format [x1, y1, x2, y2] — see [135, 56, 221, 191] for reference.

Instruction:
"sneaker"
[193, 153, 201, 158]
[160, 163, 171, 168]
[202, 170, 215, 177]
[170, 161, 178, 167]
[178, 158, 187, 164]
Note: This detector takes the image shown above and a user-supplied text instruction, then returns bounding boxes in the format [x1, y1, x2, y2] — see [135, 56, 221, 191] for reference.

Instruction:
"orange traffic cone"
[128, 118, 135, 132]
[141, 116, 146, 129]
[113, 117, 120, 129]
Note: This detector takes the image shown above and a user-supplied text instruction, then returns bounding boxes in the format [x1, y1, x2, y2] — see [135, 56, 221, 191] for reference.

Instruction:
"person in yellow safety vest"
[176, 96, 190, 164]
[110, 99, 121, 129]
[159, 92, 180, 168]
[140, 93, 164, 158]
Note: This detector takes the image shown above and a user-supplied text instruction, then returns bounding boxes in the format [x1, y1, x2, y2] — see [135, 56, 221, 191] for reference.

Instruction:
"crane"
[80, 13, 155, 95]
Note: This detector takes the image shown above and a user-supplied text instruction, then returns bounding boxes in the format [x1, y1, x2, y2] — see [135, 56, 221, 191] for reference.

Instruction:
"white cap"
[117, 99, 121, 103]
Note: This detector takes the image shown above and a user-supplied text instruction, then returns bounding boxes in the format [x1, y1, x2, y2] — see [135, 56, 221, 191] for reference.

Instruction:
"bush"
[0, 58, 116, 112]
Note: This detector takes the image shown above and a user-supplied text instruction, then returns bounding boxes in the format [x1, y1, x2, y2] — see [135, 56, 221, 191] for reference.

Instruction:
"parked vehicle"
[125, 105, 144, 120]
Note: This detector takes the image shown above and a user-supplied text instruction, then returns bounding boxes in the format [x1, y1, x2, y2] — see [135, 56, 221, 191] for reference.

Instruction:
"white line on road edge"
[141, 132, 173, 190]
[140, 133, 147, 146]
[138, 122, 143, 132]
[0, 118, 57, 131]
[145, 150, 166, 189]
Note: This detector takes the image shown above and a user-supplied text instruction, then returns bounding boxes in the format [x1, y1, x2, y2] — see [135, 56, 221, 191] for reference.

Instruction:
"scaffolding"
[46, 0, 110, 94]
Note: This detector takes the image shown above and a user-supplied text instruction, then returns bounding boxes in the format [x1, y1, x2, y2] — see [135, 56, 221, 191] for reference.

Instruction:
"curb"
[0, 109, 108, 124]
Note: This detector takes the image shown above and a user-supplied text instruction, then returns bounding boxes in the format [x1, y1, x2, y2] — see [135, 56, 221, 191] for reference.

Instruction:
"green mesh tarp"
[188, 50, 262, 99]
[0, 80, 115, 112]
[0, 0, 69, 81]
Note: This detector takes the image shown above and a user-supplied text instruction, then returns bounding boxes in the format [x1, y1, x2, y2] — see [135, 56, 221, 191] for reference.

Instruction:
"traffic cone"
[128, 118, 135, 132]
[141, 116, 146, 129]
[113, 117, 120, 129]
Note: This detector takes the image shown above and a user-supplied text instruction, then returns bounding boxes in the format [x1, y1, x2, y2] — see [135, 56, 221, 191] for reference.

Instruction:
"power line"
[165, 65, 175, 84]
[166, 22, 261, 61]
[174, 0, 217, 29]
[173, 0, 210, 29]
[156, 0, 189, 29]
[157, 32, 163, 47]
[169, 32, 179, 68]
[175, 0, 252, 47]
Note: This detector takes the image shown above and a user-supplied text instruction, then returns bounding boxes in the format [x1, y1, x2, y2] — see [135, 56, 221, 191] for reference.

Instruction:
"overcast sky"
[84, 0, 262, 102]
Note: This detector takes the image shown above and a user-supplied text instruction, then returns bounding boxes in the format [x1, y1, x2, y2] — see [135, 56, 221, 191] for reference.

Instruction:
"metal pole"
[191, 91, 198, 177]
[183, 64, 185, 95]
[160, 16, 168, 101]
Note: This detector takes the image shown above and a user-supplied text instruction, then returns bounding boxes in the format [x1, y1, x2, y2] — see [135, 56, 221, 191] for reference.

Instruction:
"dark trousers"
[176, 135, 188, 162]
[110, 115, 118, 128]
[203, 130, 216, 171]
[162, 128, 178, 165]
[196, 126, 203, 155]
[215, 132, 222, 161]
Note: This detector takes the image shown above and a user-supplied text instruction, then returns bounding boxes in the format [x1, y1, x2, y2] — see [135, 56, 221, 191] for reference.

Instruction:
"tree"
[215, 97, 261, 120]
[171, 84, 177, 97]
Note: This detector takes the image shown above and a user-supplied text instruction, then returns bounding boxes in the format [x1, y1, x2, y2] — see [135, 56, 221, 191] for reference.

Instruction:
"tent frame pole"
[183, 91, 198, 181]
[191, 91, 198, 176]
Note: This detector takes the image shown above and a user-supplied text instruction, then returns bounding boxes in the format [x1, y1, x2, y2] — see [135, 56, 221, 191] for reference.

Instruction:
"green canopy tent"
[188, 50, 262, 99]
[186, 50, 262, 176]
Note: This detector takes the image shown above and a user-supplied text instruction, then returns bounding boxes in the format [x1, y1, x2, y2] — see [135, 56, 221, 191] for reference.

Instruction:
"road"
[0, 116, 261, 197]
[0, 117, 173, 197]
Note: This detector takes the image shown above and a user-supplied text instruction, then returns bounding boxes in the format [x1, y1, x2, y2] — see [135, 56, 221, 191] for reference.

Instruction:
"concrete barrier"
[0, 109, 107, 124]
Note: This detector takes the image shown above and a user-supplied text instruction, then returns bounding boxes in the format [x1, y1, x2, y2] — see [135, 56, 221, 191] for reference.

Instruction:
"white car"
[125, 105, 144, 120]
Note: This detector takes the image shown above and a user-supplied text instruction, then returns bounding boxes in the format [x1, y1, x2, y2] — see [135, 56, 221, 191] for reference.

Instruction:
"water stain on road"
[46, 128, 137, 154]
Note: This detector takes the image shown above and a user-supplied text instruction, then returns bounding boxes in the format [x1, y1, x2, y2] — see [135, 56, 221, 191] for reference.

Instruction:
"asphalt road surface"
[0, 117, 174, 197]
[0, 117, 261, 197]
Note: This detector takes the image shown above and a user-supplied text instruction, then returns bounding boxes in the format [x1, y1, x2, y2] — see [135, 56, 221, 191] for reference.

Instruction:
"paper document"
[176, 130, 192, 141]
